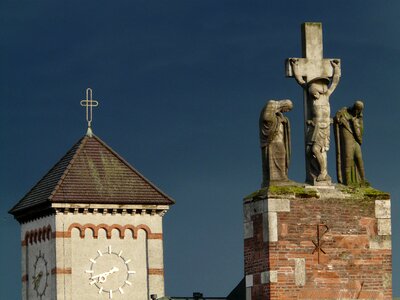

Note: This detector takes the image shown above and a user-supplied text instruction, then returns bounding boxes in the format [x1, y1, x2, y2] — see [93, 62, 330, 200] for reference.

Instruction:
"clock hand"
[108, 267, 119, 274]
[91, 267, 120, 283]
[98, 267, 119, 283]
[33, 271, 43, 290]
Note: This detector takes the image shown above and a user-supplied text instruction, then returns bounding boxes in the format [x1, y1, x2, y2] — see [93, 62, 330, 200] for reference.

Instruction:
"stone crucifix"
[286, 22, 341, 185]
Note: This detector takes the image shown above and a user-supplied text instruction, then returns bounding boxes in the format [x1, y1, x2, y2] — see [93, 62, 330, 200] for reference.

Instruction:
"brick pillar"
[243, 185, 392, 300]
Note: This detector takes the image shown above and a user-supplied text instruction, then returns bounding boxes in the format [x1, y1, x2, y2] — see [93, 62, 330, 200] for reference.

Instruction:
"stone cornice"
[53, 203, 169, 217]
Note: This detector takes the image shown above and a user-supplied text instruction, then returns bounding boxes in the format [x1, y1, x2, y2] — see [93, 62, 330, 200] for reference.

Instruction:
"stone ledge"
[243, 198, 290, 222]
[268, 198, 290, 212]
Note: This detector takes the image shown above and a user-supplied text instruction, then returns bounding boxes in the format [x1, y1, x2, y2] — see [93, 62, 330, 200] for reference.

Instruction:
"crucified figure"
[290, 58, 340, 182]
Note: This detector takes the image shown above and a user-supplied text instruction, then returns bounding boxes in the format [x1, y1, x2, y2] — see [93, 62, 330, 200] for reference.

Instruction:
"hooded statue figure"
[259, 99, 293, 187]
[334, 100, 366, 185]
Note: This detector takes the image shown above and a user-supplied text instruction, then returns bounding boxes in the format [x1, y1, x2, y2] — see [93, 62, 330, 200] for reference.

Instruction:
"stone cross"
[286, 23, 339, 80]
[80, 88, 99, 136]
[286, 22, 341, 184]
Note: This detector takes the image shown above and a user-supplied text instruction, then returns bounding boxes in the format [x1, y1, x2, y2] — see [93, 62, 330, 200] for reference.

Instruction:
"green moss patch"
[339, 185, 390, 200]
[244, 188, 268, 200]
[269, 185, 318, 198]
[244, 185, 319, 200]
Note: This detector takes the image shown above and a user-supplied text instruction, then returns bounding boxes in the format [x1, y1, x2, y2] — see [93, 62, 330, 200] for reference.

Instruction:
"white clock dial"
[86, 245, 135, 299]
[32, 250, 49, 299]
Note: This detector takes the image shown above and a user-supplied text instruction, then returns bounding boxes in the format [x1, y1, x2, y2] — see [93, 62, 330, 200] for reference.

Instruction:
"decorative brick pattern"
[244, 194, 392, 299]
[51, 223, 163, 240]
[51, 268, 72, 275]
[23, 225, 52, 245]
[53, 231, 71, 238]
[148, 268, 164, 276]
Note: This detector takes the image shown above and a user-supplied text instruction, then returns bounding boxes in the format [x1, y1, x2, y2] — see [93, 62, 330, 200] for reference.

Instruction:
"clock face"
[32, 250, 49, 299]
[86, 245, 136, 299]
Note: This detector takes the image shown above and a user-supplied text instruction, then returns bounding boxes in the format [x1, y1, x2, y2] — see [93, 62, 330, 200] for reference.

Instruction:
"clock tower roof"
[9, 134, 174, 221]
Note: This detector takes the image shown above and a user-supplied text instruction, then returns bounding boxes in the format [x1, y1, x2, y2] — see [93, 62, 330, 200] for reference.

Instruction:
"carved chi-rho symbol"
[312, 224, 329, 264]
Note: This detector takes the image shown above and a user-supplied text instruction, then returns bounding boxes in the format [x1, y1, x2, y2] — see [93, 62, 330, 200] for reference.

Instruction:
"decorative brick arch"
[33, 230, 38, 243]
[122, 225, 135, 239]
[67, 223, 161, 240]
[96, 223, 110, 239]
[24, 225, 53, 245]
[38, 228, 43, 242]
[45, 225, 51, 240]
[68, 223, 85, 238]
[135, 224, 151, 238]
[110, 224, 124, 238]
[83, 226, 96, 238]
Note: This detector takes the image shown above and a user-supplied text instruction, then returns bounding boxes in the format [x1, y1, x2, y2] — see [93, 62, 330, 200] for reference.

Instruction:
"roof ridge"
[91, 134, 175, 204]
[48, 135, 89, 201]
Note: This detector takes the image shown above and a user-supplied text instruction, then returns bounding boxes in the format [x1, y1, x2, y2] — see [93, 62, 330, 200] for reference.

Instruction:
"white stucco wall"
[55, 209, 166, 300]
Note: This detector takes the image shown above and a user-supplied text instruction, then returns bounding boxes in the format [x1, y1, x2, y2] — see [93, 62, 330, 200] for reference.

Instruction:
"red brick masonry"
[244, 193, 392, 299]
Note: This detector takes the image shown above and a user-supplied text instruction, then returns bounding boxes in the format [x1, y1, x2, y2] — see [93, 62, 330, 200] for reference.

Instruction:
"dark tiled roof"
[9, 134, 174, 216]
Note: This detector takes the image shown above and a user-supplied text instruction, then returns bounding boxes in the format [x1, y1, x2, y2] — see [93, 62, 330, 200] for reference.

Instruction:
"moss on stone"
[339, 185, 390, 200]
[244, 188, 268, 200]
[244, 185, 319, 200]
[244, 184, 389, 201]
[269, 185, 319, 198]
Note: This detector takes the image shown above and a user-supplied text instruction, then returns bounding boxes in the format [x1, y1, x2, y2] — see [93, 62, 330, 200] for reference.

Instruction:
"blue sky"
[1, 0, 399, 297]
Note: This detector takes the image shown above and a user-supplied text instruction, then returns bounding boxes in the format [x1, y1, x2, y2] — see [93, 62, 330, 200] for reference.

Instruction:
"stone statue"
[290, 58, 341, 182]
[260, 99, 293, 187]
[334, 100, 366, 185]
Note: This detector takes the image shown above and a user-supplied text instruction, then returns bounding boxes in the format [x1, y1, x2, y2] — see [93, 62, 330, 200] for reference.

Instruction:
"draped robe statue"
[260, 100, 293, 187]
[334, 100, 366, 185]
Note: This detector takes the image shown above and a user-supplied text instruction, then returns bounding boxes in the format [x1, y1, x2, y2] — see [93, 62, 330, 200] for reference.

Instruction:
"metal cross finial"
[80, 88, 99, 137]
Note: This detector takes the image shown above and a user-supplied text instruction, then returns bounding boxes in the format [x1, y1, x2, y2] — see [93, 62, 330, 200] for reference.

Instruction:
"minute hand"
[91, 267, 119, 283]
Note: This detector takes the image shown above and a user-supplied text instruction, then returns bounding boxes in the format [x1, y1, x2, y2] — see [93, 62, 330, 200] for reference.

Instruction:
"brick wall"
[243, 187, 392, 299]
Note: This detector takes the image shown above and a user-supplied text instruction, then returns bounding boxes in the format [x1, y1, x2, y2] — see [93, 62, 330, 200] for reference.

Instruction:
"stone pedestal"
[243, 185, 392, 299]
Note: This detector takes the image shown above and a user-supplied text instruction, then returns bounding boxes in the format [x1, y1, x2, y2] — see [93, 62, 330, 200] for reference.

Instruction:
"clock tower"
[9, 89, 174, 299]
